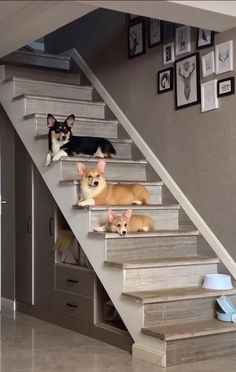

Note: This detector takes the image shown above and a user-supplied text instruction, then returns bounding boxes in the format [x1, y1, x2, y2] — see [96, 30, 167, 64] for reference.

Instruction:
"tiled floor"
[1, 310, 236, 372]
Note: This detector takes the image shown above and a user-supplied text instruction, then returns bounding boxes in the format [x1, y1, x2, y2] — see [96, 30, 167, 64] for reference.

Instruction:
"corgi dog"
[77, 160, 149, 207]
[94, 208, 155, 235]
[45, 114, 116, 166]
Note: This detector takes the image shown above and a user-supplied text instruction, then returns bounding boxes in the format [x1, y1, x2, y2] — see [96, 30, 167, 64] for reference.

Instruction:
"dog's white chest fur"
[51, 137, 68, 155]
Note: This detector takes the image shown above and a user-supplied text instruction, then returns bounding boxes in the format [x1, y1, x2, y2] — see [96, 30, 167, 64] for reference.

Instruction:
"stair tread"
[24, 113, 119, 125]
[13, 93, 106, 105]
[89, 227, 199, 239]
[35, 134, 132, 144]
[142, 319, 236, 341]
[105, 256, 219, 269]
[2, 50, 71, 62]
[122, 286, 236, 303]
[61, 157, 147, 164]
[74, 204, 180, 211]
[4, 76, 93, 90]
[61, 180, 163, 186]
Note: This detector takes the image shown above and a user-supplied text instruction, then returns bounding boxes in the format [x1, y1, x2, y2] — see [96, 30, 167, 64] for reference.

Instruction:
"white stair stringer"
[0, 68, 166, 366]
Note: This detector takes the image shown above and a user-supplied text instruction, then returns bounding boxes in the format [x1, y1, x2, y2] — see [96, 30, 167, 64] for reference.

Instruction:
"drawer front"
[52, 290, 95, 323]
[55, 264, 96, 298]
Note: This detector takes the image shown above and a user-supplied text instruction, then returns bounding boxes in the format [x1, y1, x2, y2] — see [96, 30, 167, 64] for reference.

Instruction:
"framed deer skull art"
[215, 40, 233, 75]
[174, 53, 201, 109]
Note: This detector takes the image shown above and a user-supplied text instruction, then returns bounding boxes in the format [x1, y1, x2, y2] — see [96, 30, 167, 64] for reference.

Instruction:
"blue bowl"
[216, 295, 236, 314]
[217, 311, 236, 323]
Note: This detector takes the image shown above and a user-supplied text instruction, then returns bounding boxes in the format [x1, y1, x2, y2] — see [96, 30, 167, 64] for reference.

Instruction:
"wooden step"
[105, 256, 219, 269]
[89, 228, 199, 261]
[1, 64, 81, 84]
[14, 94, 106, 119]
[123, 285, 236, 304]
[75, 204, 180, 231]
[142, 319, 236, 341]
[106, 254, 218, 292]
[25, 113, 119, 139]
[61, 157, 147, 181]
[0, 50, 71, 70]
[123, 287, 236, 328]
[6, 77, 93, 101]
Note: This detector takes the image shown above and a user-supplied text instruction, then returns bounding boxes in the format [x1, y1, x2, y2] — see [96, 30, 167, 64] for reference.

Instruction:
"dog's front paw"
[52, 150, 68, 162]
[78, 200, 87, 207]
[45, 153, 52, 167]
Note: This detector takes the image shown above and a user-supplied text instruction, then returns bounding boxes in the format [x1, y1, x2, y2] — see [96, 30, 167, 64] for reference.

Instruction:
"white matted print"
[175, 26, 191, 56]
[201, 52, 215, 78]
[215, 40, 233, 75]
[201, 79, 218, 112]
[163, 42, 175, 65]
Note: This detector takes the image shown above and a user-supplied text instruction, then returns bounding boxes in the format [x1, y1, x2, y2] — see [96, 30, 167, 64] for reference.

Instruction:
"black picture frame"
[163, 21, 174, 43]
[157, 67, 174, 94]
[196, 29, 214, 50]
[148, 18, 163, 48]
[128, 14, 140, 22]
[128, 20, 146, 59]
[174, 52, 201, 110]
[217, 77, 235, 97]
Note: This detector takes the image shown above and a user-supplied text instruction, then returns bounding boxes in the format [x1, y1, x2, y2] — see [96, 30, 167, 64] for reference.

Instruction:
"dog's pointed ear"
[77, 162, 87, 176]
[123, 208, 132, 221]
[97, 160, 106, 173]
[65, 114, 75, 128]
[108, 209, 115, 223]
[47, 114, 56, 127]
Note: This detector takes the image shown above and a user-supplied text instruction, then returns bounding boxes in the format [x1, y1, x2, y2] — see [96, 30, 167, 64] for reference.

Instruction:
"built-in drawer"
[55, 263, 96, 298]
[52, 289, 95, 323]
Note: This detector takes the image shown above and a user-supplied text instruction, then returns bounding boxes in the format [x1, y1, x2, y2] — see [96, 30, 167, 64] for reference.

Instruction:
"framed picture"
[175, 26, 191, 56]
[128, 20, 146, 59]
[163, 21, 174, 43]
[157, 67, 173, 94]
[175, 52, 200, 109]
[201, 51, 215, 78]
[163, 42, 175, 65]
[217, 77, 235, 97]
[148, 18, 162, 48]
[201, 79, 218, 112]
[128, 14, 140, 21]
[215, 40, 233, 75]
[197, 29, 214, 49]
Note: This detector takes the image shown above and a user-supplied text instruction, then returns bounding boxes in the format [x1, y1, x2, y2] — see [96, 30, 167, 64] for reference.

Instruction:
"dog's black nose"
[122, 231, 127, 235]
[94, 181, 99, 186]
[62, 135, 66, 140]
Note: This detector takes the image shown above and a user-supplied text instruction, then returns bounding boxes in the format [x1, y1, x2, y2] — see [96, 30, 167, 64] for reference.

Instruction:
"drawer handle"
[67, 279, 78, 283]
[66, 303, 78, 308]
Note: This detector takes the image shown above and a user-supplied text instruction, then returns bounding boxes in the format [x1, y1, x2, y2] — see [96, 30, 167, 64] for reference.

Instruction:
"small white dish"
[202, 274, 233, 290]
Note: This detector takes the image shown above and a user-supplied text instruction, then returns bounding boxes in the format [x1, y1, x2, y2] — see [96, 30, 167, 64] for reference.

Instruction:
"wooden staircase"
[1, 53, 236, 367]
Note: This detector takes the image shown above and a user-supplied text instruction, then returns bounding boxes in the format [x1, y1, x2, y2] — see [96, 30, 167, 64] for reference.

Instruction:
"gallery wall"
[45, 9, 236, 260]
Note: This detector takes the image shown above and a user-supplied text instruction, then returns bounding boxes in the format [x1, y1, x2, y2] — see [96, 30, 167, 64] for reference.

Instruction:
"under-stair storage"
[2, 50, 236, 367]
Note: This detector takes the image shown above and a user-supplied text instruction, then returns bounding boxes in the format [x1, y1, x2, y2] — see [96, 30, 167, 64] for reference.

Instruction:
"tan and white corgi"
[77, 160, 149, 207]
[94, 208, 155, 235]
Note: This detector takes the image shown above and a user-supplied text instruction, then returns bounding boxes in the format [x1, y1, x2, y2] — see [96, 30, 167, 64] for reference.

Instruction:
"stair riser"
[90, 209, 179, 231]
[144, 295, 236, 327]
[13, 80, 93, 101]
[3, 64, 81, 84]
[124, 264, 217, 292]
[61, 161, 147, 181]
[1, 52, 71, 70]
[35, 117, 118, 139]
[107, 236, 197, 261]
[74, 184, 162, 205]
[24, 97, 105, 119]
[166, 331, 236, 366]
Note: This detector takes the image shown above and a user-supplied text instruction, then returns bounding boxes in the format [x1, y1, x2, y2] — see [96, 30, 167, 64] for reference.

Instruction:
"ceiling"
[1, 1, 236, 59]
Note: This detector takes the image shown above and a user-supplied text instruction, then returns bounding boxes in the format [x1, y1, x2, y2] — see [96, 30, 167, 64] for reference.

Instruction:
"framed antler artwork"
[215, 40, 233, 75]
[174, 52, 201, 109]
[128, 19, 146, 59]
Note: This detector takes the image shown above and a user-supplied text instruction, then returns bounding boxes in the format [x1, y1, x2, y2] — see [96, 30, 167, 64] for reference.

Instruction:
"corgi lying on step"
[94, 208, 155, 235]
[77, 160, 149, 207]
[45, 114, 116, 166]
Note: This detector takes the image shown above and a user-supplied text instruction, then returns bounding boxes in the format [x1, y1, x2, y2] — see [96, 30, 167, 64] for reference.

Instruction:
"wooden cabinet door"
[34, 166, 55, 307]
[15, 136, 33, 304]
